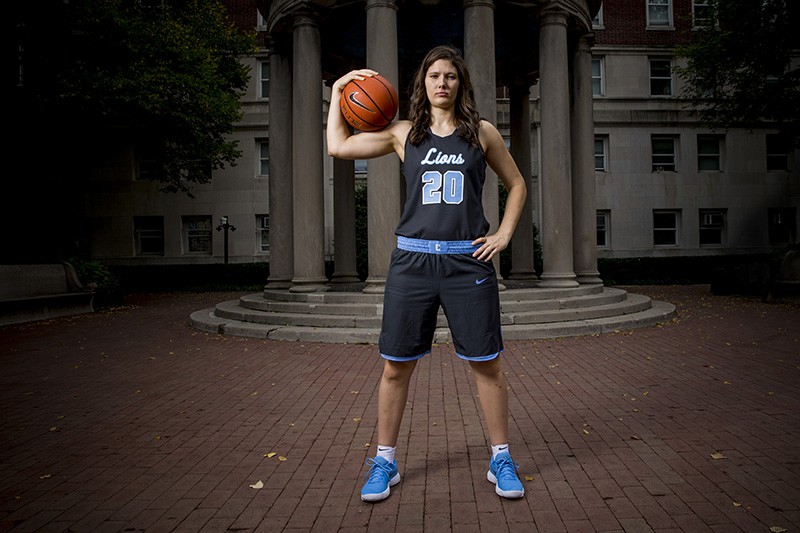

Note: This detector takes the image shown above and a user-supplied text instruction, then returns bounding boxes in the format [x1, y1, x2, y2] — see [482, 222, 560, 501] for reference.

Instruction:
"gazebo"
[189, 0, 676, 341]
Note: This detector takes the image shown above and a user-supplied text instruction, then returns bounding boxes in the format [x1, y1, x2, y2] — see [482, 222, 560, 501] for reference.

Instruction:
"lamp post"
[216, 216, 236, 264]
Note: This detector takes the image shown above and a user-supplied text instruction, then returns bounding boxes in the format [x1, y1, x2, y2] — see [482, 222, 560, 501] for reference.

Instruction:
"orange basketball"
[339, 74, 398, 132]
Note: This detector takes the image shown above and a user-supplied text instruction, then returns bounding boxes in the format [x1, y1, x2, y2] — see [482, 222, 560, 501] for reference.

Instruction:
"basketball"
[339, 74, 398, 132]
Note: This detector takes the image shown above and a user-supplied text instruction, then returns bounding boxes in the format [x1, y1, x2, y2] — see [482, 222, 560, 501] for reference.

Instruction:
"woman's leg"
[469, 356, 509, 445]
[377, 359, 418, 446]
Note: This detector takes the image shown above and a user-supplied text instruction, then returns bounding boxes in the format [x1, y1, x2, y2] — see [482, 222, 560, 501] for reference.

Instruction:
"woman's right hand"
[332, 69, 379, 96]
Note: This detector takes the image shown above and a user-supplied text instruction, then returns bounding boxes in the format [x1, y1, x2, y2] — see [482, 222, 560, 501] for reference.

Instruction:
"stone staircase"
[189, 282, 676, 343]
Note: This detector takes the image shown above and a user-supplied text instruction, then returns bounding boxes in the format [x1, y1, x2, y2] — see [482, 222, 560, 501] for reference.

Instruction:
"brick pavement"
[0, 286, 798, 533]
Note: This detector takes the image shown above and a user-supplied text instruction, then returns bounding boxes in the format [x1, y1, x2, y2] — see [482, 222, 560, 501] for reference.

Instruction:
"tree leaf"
[249, 481, 263, 489]
[265, 452, 276, 458]
[710, 452, 726, 460]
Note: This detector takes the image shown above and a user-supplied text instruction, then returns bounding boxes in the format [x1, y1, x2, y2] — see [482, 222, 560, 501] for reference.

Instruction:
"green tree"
[676, 0, 800, 144]
[14, 0, 257, 195]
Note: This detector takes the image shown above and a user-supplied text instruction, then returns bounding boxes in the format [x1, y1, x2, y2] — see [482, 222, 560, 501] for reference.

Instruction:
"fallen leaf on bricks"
[710, 452, 726, 460]
[265, 452, 277, 458]
[353, 417, 361, 422]
[583, 430, 590, 435]
[249, 481, 264, 489]
[49, 427, 58, 432]
[278, 456, 287, 461]
[732, 502, 742, 507]
[630, 435, 640, 440]
[350, 390, 359, 394]
[365, 443, 371, 448]
[524, 475, 534, 482]
[632, 408, 640, 413]
[40, 474, 52, 479]
[770, 527, 787, 533]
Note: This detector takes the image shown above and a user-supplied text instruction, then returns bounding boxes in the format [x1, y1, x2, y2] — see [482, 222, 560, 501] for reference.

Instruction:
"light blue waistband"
[397, 236, 479, 255]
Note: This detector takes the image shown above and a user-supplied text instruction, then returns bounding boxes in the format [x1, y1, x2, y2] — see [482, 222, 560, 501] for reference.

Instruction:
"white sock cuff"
[376, 445, 396, 463]
[491, 443, 509, 459]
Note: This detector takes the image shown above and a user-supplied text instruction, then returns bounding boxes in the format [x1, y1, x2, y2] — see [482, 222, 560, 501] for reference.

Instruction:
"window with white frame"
[767, 133, 790, 171]
[597, 211, 610, 247]
[653, 210, 680, 247]
[692, 0, 711, 26]
[256, 214, 269, 253]
[697, 135, 722, 171]
[134, 216, 165, 256]
[592, 5, 604, 28]
[769, 208, 796, 245]
[649, 58, 673, 96]
[699, 209, 726, 246]
[355, 160, 368, 174]
[260, 61, 269, 99]
[183, 216, 212, 254]
[259, 141, 269, 177]
[647, 0, 672, 27]
[594, 135, 608, 171]
[652, 135, 678, 171]
[591, 58, 605, 97]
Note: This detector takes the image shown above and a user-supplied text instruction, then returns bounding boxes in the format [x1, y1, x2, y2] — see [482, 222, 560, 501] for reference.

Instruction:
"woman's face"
[425, 59, 460, 110]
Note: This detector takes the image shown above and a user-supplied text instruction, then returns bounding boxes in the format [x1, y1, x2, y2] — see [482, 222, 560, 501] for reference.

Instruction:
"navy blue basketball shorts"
[378, 237, 504, 362]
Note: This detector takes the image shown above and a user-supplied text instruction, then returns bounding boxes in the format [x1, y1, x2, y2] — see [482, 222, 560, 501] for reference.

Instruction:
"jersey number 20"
[421, 170, 464, 205]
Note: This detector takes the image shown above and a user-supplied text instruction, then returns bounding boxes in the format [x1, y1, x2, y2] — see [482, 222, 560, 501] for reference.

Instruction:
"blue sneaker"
[487, 451, 524, 498]
[360, 457, 400, 502]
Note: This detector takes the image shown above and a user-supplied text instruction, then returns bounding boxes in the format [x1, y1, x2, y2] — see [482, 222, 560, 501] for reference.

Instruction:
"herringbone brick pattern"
[0, 286, 797, 532]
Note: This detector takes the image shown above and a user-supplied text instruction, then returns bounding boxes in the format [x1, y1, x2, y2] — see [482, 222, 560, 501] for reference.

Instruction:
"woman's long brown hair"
[407, 45, 482, 149]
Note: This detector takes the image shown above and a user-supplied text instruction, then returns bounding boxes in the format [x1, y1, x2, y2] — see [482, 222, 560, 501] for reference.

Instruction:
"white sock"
[376, 445, 396, 463]
[491, 443, 509, 459]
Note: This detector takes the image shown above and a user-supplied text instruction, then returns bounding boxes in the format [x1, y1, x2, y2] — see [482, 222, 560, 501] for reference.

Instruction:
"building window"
[134, 216, 164, 256]
[594, 136, 608, 171]
[697, 135, 722, 171]
[653, 210, 680, 247]
[355, 160, 368, 174]
[647, 0, 672, 27]
[693, 0, 711, 26]
[597, 211, 610, 247]
[260, 61, 269, 99]
[257, 215, 269, 253]
[259, 141, 269, 177]
[592, 5, 604, 28]
[699, 209, 726, 246]
[649, 58, 673, 96]
[257, 10, 267, 29]
[591, 58, 605, 97]
[767, 134, 790, 171]
[183, 216, 212, 255]
[769, 208, 797, 245]
[652, 135, 677, 171]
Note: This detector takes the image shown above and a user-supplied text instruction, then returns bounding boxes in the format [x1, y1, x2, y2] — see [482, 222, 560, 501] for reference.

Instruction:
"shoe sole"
[361, 472, 401, 502]
[487, 470, 524, 499]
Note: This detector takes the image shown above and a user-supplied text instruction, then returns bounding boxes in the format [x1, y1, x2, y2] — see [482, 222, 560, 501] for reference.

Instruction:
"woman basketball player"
[327, 45, 527, 502]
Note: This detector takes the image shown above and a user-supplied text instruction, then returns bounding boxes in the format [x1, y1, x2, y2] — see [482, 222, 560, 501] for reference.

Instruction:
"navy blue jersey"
[396, 129, 489, 241]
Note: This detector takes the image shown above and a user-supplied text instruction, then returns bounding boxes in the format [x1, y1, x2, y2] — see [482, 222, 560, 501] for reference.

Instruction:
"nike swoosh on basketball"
[348, 91, 372, 112]
[475, 276, 491, 285]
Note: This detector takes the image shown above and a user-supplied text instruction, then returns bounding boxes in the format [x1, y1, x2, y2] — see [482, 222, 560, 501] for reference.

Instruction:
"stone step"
[188, 286, 678, 343]
[188, 299, 676, 343]
[243, 287, 621, 316]
[215, 289, 649, 329]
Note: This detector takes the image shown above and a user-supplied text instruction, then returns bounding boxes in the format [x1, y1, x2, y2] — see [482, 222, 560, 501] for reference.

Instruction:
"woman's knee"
[382, 359, 417, 382]
[469, 356, 503, 378]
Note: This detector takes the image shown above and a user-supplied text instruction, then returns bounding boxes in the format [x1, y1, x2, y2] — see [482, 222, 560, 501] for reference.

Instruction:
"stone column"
[266, 38, 294, 289]
[290, 12, 328, 292]
[464, 0, 503, 285]
[538, 9, 579, 288]
[571, 34, 602, 284]
[331, 157, 360, 283]
[509, 82, 537, 280]
[363, 0, 401, 294]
